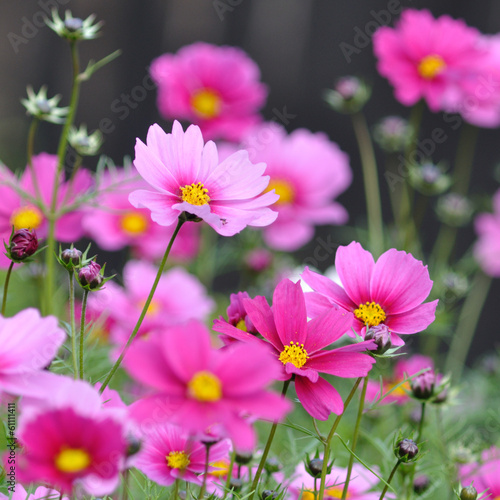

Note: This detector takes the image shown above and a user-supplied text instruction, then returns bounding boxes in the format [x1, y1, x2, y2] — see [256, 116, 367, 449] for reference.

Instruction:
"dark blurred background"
[0, 0, 499, 365]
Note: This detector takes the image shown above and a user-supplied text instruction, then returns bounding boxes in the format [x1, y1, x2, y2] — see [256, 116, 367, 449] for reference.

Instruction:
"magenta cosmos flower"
[129, 121, 278, 237]
[132, 423, 230, 486]
[0, 153, 92, 268]
[373, 9, 485, 112]
[124, 320, 291, 451]
[459, 447, 500, 499]
[474, 189, 500, 277]
[0, 308, 65, 398]
[237, 123, 352, 251]
[83, 167, 200, 262]
[17, 380, 127, 495]
[301, 242, 438, 346]
[0, 485, 68, 500]
[151, 42, 267, 141]
[213, 279, 376, 420]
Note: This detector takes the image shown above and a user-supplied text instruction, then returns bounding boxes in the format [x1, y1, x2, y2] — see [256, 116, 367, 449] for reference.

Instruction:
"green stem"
[173, 478, 180, 500]
[1, 261, 15, 316]
[44, 40, 81, 316]
[408, 402, 427, 500]
[453, 123, 478, 196]
[223, 451, 236, 500]
[27, 118, 42, 200]
[341, 376, 368, 500]
[445, 270, 492, 382]
[417, 402, 426, 444]
[99, 218, 185, 394]
[250, 380, 291, 499]
[318, 377, 363, 500]
[378, 460, 402, 500]
[68, 271, 78, 378]
[198, 444, 211, 500]
[79, 289, 89, 379]
[122, 468, 129, 500]
[429, 224, 457, 271]
[351, 112, 384, 257]
[314, 478, 318, 500]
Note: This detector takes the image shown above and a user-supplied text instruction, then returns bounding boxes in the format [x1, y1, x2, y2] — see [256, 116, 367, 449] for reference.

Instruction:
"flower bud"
[324, 76, 371, 114]
[68, 124, 103, 156]
[64, 17, 84, 31]
[261, 490, 278, 500]
[229, 477, 243, 491]
[235, 451, 253, 465]
[365, 324, 392, 354]
[307, 458, 324, 478]
[126, 437, 141, 457]
[441, 272, 469, 303]
[373, 116, 413, 153]
[408, 162, 451, 196]
[61, 247, 82, 267]
[264, 457, 282, 474]
[9, 228, 38, 261]
[413, 474, 430, 494]
[245, 248, 273, 273]
[396, 439, 419, 461]
[436, 193, 473, 227]
[411, 370, 435, 400]
[460, 485, 478, 500]
[78, 261, 103, 290]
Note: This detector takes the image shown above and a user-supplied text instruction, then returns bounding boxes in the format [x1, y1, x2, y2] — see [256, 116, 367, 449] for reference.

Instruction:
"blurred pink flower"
[0, 153, 93, 267]
[474, 189, 500, 277]
[459, 447, 500, 499]
[217, 291, 257, 346]
[240, 123, 352, 251]
[301, 242, 438, 346]
[374, 9, 485, 112]
[213, 279, 376, 420]
[124, 320, 291, 451]
[84, 259, 214, 347]
[132, 423, 230, 486]
[0, 485, 68, 500]
[0, 308, 66, 399]
[129, 121, 278, 236]
[17, 380, 127, 495]
[151, 42, 267, 141]
[83, 167, 200, 262]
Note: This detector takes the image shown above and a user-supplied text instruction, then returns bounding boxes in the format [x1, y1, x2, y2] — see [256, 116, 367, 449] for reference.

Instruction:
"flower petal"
[306, 348, 376, 378]
[386, 300, 439, 334]
[243, 296, 282, 351]
[295, 376, 344, 419]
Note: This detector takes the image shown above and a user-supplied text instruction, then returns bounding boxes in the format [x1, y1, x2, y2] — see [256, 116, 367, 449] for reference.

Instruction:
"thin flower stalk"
[1, 261, 14, 316]
[378, 459, 402, 500]
[68, 270, 78, 378]
[79, 289, 89, 379]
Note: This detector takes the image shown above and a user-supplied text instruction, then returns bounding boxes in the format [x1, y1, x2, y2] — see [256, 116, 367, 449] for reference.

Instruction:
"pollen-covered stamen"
[191, 88, 222, 119]
[418, 54, 446, 80]
[120, 211, 148, 235]
[55, 447, 91, 473]
[180, 182, 210, 206]
[166, 450, 190, 470]
[265, 179, 295, 205]
[209, 459, 230, 477]
[188, 370, 222, 402]
[10, 205, 44, 231]
[235, 318, 247, 332]
[279, 341, 309, 369]
[354, 301, 386, 327]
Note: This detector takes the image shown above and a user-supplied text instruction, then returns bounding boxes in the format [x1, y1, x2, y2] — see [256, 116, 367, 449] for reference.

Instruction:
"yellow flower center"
[236, 318, 247, 332]
[188, 371, 222, 402]
[138, 298, 160, 317]
[209, 459, 230, 478]
[386, 379, 411, 398]
[325, 486, 350, 499]
[301, 491, 315, 500]
[418, 54, 446, 80]
[180, 182, 210, 206]
[354, 302, 386, 327]
[191, 88, 222, 119]
[279, 341, 308, 369]
[265, 179, 295, 205]
[166, 450, 191, 470]
[55, 447, 91, 473]
[10, 205, 43, 230]
[120, 211, 148, 235]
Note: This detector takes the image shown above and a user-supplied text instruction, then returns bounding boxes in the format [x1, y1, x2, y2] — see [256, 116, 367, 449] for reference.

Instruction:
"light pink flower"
[17, 380, 127, 495]
[129, 121, 278, 237]
[151, 42, 267, 141]
[0, 153, 92, 267]
[0, 485, 68, 500]
[301, 242, 438, 346]
[459, 447, 500, 499]
[0, 308, 66, 399]
[83, 167, 200, 262]
[124, 320, 291, 451]
[213, 279, 376, 420]
[238, 123, 352, 251]
[374, 9, 485, 112]
[85, 259, 214, 347]
[474, 189, 500, 277]
[132, 423, 230, 486]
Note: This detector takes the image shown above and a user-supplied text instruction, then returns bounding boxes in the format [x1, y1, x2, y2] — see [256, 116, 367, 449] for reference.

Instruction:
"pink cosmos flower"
[287, 461, 391, 500]
[129, 121, 278, 237]
[213, 279, 376, 420]
[17, 380, 127, 495]
[132, 423, 230, 486]
[459, 447, 500, 499]
[0, 308, 66, 398]
[474, 189, 500, 277]
[373, 9, 485, 112]
[83, 167, 200, 262]
[217, 291, 257, 346]
[124, 320, 291, 451]
[0, 485, 68, 500]
[0, 153, 93, 268]
[84, 259, 214, 347]
[151, 42, 267, 141]
[238, 123, 352, 251]
[301, 242, 438, 346]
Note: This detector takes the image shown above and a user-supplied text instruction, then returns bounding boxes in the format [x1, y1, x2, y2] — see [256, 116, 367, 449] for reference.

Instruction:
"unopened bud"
[264, 457, 281, 474]
[126, 437, 141, 457]
[413, 475, 430, 494]
[61, 247, 82, 267]
[64, 17, 84, 31]
[409, 162, 451, 196]
[324, 76, 371, 114]
[261, 490, 278, 500]
[9, 228, 38, 261]
[411, 370, 435, 400]
[229, 478, 243, 491]
[365, 325, 392, 354]
[460, 484, 478, 500]
[396, 439, 419, 461]
[235, 451, 253, 465]
[307, 458, 324, 478]
[436, 193, 473, 227]
[78, 261, 102, 289]
[373, 116, 413, 153]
